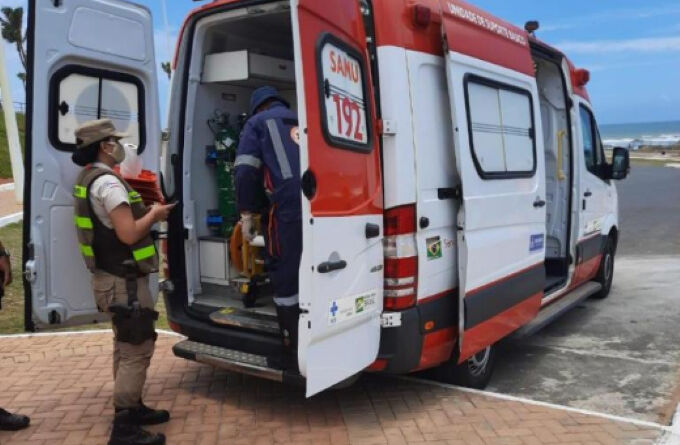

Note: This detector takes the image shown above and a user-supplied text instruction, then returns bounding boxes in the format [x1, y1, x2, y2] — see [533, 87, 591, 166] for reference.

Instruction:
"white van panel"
[26, 0, 160, 328]
[68, 7, 147, 61]
[405, 51, 459, 299]
[376, 46, 416, 209]
[445, 52, 546, 291]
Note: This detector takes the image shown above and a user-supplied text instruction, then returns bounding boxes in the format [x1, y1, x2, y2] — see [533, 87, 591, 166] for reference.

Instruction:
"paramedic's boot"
[0, 408, 30, 431]
[276, 304, 301, 372]
[109, 410, 166, 445]
[118, 401, 170, 426]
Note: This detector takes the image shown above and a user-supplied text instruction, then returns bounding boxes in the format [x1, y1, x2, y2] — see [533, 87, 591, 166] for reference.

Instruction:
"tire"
[436, 345, 496, 389]
[592, 236, 615, 299]
[330, 373, 361, 390]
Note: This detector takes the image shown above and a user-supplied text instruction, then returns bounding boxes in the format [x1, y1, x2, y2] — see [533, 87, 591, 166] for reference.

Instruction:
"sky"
[1, 0, 678, 125]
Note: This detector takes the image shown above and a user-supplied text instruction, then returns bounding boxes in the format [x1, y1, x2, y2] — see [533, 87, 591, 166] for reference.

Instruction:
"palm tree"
[0, 7, 27, 75]
[161, 62, 172, 80]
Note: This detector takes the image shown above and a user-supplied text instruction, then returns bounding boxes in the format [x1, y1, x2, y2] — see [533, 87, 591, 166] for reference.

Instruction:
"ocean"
[600, 120, 680, 149]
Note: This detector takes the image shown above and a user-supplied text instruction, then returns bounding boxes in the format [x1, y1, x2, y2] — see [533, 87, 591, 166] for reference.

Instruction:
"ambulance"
[23, 0, 630, 397]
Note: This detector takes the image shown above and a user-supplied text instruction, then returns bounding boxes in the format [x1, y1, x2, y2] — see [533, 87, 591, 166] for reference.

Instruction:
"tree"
[0, 7, 27, 76]
[17, 72, 25, 89]
[161, 62, 171, 80]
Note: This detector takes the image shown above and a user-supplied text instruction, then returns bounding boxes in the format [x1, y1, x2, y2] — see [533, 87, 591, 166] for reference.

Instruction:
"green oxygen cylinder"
[215, 123, 239, 236]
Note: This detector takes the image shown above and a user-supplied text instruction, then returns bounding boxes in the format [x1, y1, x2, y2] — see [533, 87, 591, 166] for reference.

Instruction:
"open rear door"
[440, 1, 546, 361]
[291, 0, 383, 396]
[24, 0, 160, 329]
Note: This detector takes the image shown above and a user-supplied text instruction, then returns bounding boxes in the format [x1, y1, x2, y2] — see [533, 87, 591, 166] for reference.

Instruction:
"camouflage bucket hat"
[74, 119, 128, 149]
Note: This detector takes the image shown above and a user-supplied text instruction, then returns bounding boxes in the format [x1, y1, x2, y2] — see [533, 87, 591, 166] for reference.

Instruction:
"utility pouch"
[108, 259, 158, 345]
[110, 308, 159, 345]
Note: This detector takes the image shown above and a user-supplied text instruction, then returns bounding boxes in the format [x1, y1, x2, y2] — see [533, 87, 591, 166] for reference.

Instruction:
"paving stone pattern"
[0, 333, 664, 444]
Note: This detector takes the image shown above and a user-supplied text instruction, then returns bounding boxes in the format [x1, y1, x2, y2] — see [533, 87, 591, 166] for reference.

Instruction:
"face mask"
[105, 141, 126, 164]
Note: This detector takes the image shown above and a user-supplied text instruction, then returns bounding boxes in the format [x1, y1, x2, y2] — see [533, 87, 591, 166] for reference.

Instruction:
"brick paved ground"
[0, 332, 667, 445]
[0, 189, 22, 219]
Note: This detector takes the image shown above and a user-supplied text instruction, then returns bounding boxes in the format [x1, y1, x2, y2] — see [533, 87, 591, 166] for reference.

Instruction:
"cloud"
[539, 5, 680, 34]
[556, 36, 680, 54]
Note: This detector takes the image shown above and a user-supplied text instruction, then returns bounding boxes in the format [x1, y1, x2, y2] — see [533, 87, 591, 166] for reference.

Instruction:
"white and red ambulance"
[23, 0, 630, 397]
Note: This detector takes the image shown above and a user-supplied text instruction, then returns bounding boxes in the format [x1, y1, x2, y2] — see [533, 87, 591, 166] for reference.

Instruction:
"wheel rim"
[467, 347, 490, 377]
[604, 251, 613, 285]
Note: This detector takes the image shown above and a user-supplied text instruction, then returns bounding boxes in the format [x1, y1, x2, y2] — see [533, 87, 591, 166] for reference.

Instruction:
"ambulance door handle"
[317, 260, 347, 273]
[533, 198, 546, 208]
[365, 223, 380, 239]
[584, 190, 592, 197]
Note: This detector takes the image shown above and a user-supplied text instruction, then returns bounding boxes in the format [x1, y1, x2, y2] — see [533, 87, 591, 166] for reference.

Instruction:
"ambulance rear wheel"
[437, 345, 496, 389]
[592, 237, 615, 299]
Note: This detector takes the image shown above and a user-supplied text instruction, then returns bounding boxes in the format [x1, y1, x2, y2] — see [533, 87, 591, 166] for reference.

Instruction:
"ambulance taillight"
[383, 205, 418, 310]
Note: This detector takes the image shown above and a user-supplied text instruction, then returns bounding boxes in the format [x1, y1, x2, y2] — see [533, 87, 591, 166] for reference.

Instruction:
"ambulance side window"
[317, 34, 372, 152]
[579, 105, 605, 176]
[49, 65, 145, 152]
[464, 75, 536, 179]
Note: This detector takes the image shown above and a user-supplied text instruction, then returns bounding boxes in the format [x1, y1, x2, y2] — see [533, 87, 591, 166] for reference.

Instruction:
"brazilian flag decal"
[426, 236, 443, 260]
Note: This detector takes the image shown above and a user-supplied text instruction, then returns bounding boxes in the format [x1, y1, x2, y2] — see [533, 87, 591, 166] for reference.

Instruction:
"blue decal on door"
[530, 234, 545, 252]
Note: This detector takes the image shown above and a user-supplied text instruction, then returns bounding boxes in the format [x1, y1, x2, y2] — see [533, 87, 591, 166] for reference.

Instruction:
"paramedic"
[0, 240, 30, 432]
[71, 119, 174, 445]
[235, 86, 302, 367]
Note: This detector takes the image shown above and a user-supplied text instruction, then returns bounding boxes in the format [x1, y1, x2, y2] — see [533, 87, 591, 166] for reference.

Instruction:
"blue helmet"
[249, 86, 289, 115]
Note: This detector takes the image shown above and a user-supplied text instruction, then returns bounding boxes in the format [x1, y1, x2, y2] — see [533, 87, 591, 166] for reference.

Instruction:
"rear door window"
[50, 66, 145, 152]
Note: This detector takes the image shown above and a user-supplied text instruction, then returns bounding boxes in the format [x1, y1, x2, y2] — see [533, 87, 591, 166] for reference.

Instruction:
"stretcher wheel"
[242, 284, 258, 308]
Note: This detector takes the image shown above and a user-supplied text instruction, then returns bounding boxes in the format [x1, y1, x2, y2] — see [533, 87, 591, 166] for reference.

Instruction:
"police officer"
[71, 120, 175, 445]
[0, 240, 30, 431]
[235, 86, 302, 367]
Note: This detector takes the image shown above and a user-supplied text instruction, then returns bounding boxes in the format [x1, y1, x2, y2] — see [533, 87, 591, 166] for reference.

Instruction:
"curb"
[0, 182, 15, 192]
[658, 404, 680, 445]
[0, 211, 22, 228]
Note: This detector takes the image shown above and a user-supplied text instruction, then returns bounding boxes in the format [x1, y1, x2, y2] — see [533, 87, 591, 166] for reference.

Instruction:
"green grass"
[0, 111, 26, 180]
[0, 222, 169, 334]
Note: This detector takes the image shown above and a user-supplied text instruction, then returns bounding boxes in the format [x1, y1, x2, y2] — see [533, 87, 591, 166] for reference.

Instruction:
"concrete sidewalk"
[0, 332, 668, 445]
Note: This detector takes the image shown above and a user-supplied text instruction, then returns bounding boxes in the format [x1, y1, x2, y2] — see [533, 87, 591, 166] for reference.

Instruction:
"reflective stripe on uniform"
[73, 185, 87, 199]
[133, 245, 156, 261]
[128, 191, 143, 204]
[273, 294, 299, 307]
[80, 244, 94, 257]
[74, 216, 93, 229]
[266, 119, 293, 180]
[234, 154, 263, 169]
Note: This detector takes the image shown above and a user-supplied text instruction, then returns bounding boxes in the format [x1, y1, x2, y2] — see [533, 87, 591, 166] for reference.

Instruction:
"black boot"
[109, 411, 165, 445]
[275, 304, 301, 372]
[0, 408, 30, 431]
[116, 402, 170, 426]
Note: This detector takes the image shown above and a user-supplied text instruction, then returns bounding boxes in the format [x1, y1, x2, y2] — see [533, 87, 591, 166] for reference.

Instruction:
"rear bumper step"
[513, 281, 602, 338]
[173, 339, 295, 383]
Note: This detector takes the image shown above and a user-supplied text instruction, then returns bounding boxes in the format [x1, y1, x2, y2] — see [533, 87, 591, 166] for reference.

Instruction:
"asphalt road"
[488, 165, 680, 424]
[617, 165, 680, 256]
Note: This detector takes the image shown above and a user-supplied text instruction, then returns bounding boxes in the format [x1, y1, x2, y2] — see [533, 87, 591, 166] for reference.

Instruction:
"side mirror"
[610, 147, 630, 180]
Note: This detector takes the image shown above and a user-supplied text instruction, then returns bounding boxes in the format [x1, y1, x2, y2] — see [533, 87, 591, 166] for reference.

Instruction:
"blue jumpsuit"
[234, 101, 302, 310]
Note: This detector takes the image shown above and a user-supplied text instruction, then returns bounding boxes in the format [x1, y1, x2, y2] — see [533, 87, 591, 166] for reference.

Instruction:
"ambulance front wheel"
[592, 236, 615, 299]
[437, 345, 496, 389]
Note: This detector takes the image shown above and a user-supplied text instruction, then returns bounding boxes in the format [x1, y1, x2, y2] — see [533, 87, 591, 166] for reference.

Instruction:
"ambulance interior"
[181, 4, 297, 333]
[534, 56, 572, 293]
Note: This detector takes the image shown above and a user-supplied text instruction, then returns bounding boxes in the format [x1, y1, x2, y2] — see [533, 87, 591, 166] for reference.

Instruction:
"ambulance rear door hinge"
[381, 312, 402, 328]
[378, 119, 397, 136]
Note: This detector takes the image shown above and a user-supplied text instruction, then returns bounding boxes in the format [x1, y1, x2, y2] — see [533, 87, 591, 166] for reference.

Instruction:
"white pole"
[160, 0, 173, 59]
[0, 41, 24, 204]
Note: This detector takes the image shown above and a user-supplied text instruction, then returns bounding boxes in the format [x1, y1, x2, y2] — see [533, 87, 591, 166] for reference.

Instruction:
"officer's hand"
[151, 202, 177, 222]
[241, 213, 255, 242]
[0, 255, 12, 287]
